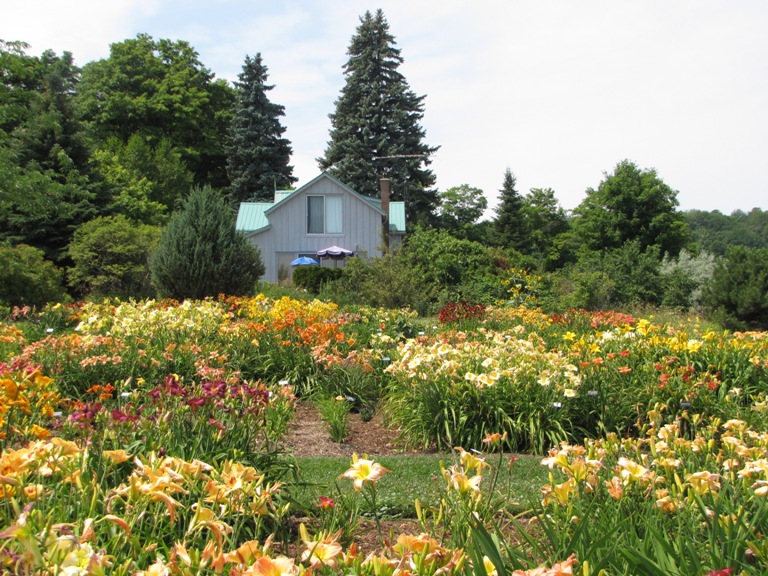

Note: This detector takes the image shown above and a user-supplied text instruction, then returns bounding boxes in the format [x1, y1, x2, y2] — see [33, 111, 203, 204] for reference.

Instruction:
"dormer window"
[307, 195, 342, 234]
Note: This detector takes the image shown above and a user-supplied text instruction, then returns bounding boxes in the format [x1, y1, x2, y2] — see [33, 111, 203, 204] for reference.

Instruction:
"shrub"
[67, 215, 161, 298]
[293, 267, 342, 293]
[149, 185, 265, 299]
[320, 251, 432, 313]
[551, 241, 662, 311]
[0, 244, 67, 308]
[660, 249, 716, 309]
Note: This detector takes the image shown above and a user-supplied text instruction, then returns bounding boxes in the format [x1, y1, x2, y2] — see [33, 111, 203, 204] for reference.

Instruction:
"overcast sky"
[4, 1, 767, 216]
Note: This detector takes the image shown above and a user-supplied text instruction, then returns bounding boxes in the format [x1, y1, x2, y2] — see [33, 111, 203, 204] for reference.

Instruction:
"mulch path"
[283, 402, 425, 458]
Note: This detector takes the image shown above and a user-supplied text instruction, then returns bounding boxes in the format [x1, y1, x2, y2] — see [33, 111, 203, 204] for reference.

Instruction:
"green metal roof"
[235, 202, 272, 233]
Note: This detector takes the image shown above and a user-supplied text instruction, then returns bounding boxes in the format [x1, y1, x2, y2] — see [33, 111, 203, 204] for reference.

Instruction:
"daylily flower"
[103, 449, 131, 465]
[299, 524, 342, 569]
[512, 553, 577, 575]
[242, 555, 299, 576]
[339, 453, 389, 491]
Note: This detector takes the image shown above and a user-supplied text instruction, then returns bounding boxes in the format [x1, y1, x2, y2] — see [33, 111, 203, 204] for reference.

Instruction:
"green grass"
[290, 452, 547, 518]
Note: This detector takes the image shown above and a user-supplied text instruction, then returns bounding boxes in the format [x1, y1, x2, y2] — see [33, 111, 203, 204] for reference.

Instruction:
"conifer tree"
[494, 168, 527, 251]
[226, 53, 295, 203]
[149, 186, 264, 299]
[318, 9, 439, 225]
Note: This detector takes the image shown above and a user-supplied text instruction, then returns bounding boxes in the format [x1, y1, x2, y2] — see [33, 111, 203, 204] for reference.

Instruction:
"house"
[236, 172, 406, 283]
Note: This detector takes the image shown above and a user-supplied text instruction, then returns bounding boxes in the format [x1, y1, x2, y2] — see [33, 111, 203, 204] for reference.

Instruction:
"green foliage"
[552, 241, 663, 311]
[704, 246, 768, 330]
[292, 266, 343, 294]
[494, 168, 526, 251]
[67, 215, 161, 298]
[574, 159, 691, 258]
[149, 185, 265, 299]
[322, 228, 504, 314]
[317, 395, 352, 443]
[520, 187, 574, 270]
[317, 9, 439, 225]
[502, 268, 544, 307]
[438, 184, 488, 229]
[320, 251, 429, 312]
[660, 249, 716, 309]
[686, 207, 768, 256]
[93, 135, 193, 224]
[402, 227, 503, 311]
[0, 244, 66, 307]
[0, 42, 100, 264]
[226, 53, 295, 203]
[76, 34, 235, 188]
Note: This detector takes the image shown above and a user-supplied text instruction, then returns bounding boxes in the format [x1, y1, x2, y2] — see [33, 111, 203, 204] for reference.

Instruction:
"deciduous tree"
[77, 34, 235, 188]
[573, 160, 690, 257]
[438, 184, 487, 230]
[0, 244, 66, 307]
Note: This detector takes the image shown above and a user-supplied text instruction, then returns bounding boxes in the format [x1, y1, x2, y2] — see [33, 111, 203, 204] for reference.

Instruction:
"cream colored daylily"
[339, 453, 389, 491]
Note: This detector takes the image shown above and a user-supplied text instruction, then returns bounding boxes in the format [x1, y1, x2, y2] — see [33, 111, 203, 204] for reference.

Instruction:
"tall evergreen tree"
[318, 9, 439, 225]
[494, 168, 527, 251]
[226, 53, 295, 203]
[0, 42, 99, 264]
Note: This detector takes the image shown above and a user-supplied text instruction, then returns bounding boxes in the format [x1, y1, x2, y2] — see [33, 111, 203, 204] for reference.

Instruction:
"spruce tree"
[149, 185, 265, 299]
[226, 53, 295, 203]
[318, 9, 439, 225]
[494, 168, 527, 251]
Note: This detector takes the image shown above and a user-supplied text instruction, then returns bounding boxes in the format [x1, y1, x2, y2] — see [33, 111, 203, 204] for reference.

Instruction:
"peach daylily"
[242, 555, 299, 576]
[512, 553, 577, 575]
[339, 453, 389, 491]
[224, 539, 266, 565]
[136, 558, 170, 576]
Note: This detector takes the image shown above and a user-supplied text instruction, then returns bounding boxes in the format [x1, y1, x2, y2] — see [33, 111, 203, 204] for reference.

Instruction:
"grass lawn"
[291, 452, 547, 518]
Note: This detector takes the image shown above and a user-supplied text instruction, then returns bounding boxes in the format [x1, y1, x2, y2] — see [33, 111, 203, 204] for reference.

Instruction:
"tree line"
[1, 11, 766, 329]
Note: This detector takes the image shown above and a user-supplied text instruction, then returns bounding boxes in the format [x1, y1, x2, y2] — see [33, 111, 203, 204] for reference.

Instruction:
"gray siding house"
[236, 172, 406, 283]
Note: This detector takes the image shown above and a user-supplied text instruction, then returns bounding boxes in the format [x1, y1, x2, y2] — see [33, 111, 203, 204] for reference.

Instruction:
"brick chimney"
[379, 177, 391, 250]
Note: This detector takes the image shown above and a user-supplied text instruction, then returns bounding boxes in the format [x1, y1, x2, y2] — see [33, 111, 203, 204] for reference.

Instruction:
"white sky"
[3, 0, 767, 216]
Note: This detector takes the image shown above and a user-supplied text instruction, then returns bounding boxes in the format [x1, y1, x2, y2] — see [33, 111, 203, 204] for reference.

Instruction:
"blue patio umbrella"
[290, 256, 320, 267]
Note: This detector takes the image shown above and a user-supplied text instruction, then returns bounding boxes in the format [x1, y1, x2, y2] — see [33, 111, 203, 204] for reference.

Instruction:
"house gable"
[236, 172, 405, 283]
